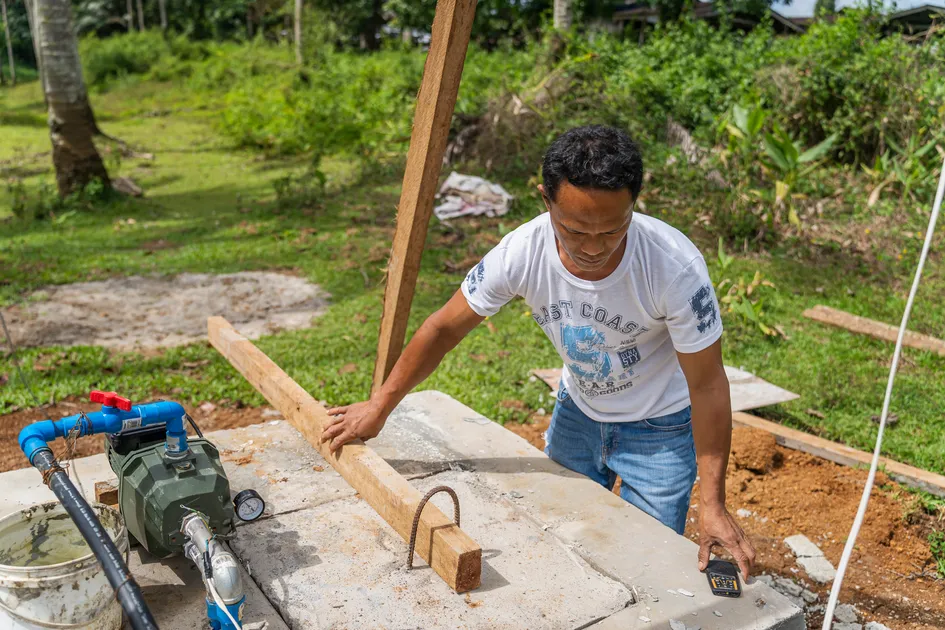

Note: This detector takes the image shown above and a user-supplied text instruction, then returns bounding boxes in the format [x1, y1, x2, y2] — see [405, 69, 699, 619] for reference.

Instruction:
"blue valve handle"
[19, 396, 189, 465]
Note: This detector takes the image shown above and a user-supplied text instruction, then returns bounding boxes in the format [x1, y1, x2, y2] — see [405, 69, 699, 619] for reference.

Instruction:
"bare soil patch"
[1, 272, 328, 349]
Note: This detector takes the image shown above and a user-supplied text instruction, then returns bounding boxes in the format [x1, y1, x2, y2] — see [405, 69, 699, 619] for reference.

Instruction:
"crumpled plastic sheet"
[433, 171, 515, 221]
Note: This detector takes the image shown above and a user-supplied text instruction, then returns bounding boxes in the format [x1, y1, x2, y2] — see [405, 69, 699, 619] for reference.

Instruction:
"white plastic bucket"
[0, 502, 127, 629]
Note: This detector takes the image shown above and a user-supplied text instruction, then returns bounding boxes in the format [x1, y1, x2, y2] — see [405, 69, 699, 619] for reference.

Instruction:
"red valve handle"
[90, 390, 133, 412]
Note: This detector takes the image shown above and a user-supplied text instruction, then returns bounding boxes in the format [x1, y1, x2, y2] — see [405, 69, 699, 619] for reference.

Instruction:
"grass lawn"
[2, 77, 944, 475]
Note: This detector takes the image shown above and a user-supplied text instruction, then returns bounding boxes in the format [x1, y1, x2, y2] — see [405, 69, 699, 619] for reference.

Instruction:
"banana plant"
[863, 135, 939, 206]
[763, 125, 837, 225]
[720, 103, 767, 177]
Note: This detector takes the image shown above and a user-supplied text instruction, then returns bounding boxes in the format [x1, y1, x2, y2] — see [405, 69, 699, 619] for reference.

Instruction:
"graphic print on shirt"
[688, 283, 718, 334]
[560, 324, 612, 380]
[464, 261, 486, 295]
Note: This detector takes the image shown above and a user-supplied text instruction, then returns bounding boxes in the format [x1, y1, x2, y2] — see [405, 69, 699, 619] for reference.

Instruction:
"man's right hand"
[321, 398, 390, 453]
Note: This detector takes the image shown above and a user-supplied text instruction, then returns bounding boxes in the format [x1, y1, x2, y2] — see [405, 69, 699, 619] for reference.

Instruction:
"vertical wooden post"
[371, 0, 478, 394]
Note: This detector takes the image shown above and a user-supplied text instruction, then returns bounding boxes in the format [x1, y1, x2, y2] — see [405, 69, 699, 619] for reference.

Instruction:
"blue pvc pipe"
[19, 400, 188, 465]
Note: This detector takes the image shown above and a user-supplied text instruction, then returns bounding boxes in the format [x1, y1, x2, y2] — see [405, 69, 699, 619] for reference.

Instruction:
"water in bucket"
[0, 502, 127, 630]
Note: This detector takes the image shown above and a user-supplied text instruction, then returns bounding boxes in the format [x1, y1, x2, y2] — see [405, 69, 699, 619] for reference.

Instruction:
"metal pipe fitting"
[181, 513, 244, 605]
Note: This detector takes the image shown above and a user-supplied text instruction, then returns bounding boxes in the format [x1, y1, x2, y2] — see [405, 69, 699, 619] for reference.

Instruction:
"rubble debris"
[784, 534, 837, 583]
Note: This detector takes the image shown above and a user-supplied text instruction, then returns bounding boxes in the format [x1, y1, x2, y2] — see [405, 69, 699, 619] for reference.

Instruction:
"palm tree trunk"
[158, 0, 166, 31]
[135, 0, 144, 30]
[553, 0, 572, 30]
[126, 0, 133, 31]
[293, 0, 302, 65]
[35, 0, 110, 196]
[1, 0, 14, 85]
[23, 0, 43, 81]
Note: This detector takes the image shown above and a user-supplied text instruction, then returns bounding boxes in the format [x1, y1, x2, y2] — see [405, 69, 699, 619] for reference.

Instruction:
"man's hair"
[541, 125, 644, 202]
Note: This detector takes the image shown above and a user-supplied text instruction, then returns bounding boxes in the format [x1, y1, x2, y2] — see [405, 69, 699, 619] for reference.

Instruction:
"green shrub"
[80, 31, 209, 88]
[760, 11, 945, 163]
[597, 18, 774, 138]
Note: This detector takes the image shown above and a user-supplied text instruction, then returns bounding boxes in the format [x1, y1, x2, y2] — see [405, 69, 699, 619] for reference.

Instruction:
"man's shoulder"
[632, 213, 703, 269]
[497, 212, 550, 253]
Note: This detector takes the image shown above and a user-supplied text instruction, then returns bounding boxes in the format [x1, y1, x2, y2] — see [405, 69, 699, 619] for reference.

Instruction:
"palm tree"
[294, 0, 302, 65]
[158, 0, 167, 31]
[135, 0, 144, 30]
[34, 0, 110, 195]
[1, 0, 14, 85]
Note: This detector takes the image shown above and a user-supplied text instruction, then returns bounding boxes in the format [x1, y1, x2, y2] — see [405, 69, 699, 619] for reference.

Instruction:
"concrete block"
[773, 578, 803, 598]
[865, 622, 892, 630]
[832, 624, 862, 630]
[230, 471, 633, 629]
[834, 603, 859, 623]
[797, 555, 837, 583]
[784, 534, 824, 558]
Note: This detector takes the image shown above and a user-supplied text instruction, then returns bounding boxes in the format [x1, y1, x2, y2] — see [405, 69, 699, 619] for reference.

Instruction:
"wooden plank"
[372, 0, 478, 394]
[733, 411, 945, 498]
[209, 317, 482, 592]
[94, 479, 119, 508]
[803, 304, 945, 357]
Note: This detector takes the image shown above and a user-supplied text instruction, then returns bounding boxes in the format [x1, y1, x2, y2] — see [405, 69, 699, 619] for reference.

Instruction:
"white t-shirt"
[461, 212, 722, 423]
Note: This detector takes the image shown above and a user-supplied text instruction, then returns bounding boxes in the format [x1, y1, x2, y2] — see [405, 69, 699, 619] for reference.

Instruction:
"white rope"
[821, 153, 945, 628]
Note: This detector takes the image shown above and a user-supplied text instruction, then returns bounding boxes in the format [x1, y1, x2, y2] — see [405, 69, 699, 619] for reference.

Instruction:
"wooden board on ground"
[803, 304, 945, 357]
[530, 366, 799, 412]
[733, 411, 945, 498]
[208, 317, 482, 593]
[372, 0, 479, 394]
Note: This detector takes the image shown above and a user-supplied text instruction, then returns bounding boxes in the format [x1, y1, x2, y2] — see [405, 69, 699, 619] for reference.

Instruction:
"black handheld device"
[704, 559, 741, 598]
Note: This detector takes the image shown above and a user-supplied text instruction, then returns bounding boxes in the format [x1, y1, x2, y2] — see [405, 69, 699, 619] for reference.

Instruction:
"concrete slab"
[529, 366, 799, 412]
[212, 421, 356, 517]
[372, 391, 805, 630]
[231, 470, 633, 630]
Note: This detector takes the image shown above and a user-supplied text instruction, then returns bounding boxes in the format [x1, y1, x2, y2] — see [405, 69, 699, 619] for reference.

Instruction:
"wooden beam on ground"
[209, 317, 482, 592]
[733, 411, 945, 498]
[803, 304, 945, 357]
[372, 0, 478, 394]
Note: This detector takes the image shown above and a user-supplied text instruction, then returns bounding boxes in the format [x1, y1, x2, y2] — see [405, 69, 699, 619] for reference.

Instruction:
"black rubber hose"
[31, 449, 159, 630]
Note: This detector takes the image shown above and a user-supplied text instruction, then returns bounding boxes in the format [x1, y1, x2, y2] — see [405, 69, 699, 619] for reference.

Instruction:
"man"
[322, 125, 755, 577]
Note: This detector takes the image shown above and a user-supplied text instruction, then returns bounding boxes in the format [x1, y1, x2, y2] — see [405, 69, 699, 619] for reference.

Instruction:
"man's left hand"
[697, 503, 756, 578]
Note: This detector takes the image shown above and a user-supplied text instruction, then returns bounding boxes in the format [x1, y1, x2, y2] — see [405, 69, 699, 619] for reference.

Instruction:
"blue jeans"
[545, 385, 697, 535]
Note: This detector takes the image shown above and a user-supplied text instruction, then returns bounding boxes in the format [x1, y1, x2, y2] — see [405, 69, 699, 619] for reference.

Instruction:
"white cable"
[208, 576, 242, 630]
[821, 153, 945, 628]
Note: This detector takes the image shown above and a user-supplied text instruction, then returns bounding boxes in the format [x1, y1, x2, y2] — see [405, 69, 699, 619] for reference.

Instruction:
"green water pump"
[104, 422, 237, 558]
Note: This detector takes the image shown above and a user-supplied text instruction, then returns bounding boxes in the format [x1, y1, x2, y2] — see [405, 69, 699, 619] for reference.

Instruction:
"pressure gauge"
[233, 489, 266, 522]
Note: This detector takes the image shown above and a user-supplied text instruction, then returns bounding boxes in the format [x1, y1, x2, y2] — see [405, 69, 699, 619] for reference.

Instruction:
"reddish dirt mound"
[504, 417, 945, 630]
[0, 396, 276, 473]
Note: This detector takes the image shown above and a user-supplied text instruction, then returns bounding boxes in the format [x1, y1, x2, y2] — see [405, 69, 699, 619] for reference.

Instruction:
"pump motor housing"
[105, 423, 236, 558]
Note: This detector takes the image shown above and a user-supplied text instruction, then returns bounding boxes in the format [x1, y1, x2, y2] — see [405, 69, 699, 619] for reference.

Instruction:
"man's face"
[540, 180, 634, 273]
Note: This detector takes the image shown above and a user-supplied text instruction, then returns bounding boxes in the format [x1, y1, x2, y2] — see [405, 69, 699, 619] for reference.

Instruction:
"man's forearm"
[690, 378, 733, 509]
[374, 315, 468, 414]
